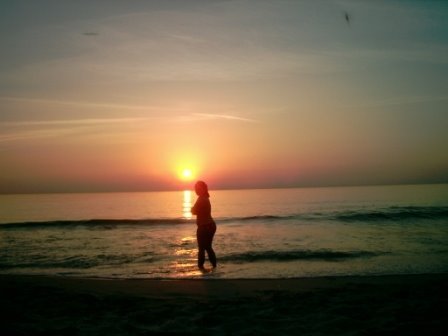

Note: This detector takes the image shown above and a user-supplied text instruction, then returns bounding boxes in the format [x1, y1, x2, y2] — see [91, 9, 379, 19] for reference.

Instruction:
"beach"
[1, 187, 448, 334]
[1, 273, 447, 335]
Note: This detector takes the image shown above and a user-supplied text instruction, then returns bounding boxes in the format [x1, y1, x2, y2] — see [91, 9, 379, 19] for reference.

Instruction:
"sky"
[0, 0, 447, 193]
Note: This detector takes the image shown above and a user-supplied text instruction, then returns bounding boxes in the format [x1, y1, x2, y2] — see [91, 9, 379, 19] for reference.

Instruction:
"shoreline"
[2, 273, 447, 335]
[2, 272, 448, 296]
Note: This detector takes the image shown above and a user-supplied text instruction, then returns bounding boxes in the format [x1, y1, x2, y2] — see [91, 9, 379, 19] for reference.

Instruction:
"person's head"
[194, 180, 210, 197]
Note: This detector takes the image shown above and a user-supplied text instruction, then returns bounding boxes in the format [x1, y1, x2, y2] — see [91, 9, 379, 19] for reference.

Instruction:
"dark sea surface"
[1, 184, 447, 278]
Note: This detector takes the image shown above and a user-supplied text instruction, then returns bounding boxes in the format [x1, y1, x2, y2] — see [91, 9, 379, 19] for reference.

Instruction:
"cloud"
[0, 127, 87, 143]
[0, 117, 150, 127]
[192, 113, 258, 123]
[351, 95, 448, 109]
[0, 96, 156, 111]
[1, 1, 348, 89]
[340, 47, 448, 65]
[0, 117, 152, 143]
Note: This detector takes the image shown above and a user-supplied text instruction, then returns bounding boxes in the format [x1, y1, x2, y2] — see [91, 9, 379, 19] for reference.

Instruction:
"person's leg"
[206, 246, 217, 268]
[205, 227, 217, 268]
[197, 229, 206, 268]
[198, 247, 206, 269]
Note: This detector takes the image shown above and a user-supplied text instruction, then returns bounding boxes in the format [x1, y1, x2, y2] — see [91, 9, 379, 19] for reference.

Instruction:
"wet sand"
[1, 273, 447, 335]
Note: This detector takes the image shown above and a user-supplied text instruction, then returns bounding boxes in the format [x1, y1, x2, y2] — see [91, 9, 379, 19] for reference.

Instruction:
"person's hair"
[195, 180, 210, 197]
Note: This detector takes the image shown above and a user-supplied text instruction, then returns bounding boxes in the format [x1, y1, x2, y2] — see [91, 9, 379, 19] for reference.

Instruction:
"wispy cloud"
[352, 95, 448, 109]
[337, 47, 448, 65]
[193, 113, 258, 123]
[0, 96, 158, 111]
[0, 117, 152, 143]
[0, 117, 150, 127]
[0, 127, 88, 143]
[171, 111, 259, 123]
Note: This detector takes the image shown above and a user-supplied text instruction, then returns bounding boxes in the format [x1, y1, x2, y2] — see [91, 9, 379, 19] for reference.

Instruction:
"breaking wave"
[0, 252, 157, 270]
[1, 206, 447, 229]
[219, 250, 386, 263]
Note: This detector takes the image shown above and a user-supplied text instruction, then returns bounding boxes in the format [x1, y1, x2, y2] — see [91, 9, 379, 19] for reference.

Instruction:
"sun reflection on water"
[174, 236, 196, 256]
[172, 235, 202, 277]
[182, 190, 193, 219]
[173, 190, 203, 277]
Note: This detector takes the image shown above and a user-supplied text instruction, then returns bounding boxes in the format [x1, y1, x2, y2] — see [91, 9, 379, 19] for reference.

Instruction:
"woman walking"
[191, 180, 217, 269]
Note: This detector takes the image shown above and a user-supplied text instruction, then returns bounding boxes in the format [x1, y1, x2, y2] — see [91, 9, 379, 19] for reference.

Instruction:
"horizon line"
[1, 181, 447, 196]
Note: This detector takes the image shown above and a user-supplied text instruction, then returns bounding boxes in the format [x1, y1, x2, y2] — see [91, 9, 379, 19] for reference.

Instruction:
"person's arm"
[191, 199, 199, 215]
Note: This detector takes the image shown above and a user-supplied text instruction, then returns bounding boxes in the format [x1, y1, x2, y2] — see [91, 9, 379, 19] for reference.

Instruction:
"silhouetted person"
[191, 180, 217, 269]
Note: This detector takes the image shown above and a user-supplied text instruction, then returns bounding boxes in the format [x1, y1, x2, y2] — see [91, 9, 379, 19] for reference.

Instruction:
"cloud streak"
[350, 95, 448, 109]
[193, 113, 258, 123]
[0, 117, 152, 143]
[0, 127, 89, 143]
[0, 96, 159, 111]
[0, 117, 150, 127]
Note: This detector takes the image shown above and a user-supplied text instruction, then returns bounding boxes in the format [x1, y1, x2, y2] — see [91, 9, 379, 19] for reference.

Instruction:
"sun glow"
[182, 169, 193, 180]
[172, 154, 199, 184]
[178, 167, 195, 182]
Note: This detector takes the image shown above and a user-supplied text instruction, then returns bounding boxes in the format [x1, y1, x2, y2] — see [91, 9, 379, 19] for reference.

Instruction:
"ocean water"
[1, 184, 448, 279]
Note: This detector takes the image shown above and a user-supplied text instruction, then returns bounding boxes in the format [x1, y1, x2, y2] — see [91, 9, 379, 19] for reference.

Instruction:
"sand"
[1, 273, 447, 335]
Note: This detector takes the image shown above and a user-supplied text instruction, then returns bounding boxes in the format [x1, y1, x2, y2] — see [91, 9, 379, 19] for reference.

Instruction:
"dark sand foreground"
[1, 273, 447, 335]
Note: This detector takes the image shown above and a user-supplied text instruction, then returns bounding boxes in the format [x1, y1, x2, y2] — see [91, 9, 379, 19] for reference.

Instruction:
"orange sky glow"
[0, 1, 447, 193]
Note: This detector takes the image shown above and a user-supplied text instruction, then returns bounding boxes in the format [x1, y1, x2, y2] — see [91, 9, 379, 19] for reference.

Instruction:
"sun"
[182, 169, 192, 179]
[173, 158, 198, 183]
[179, 168, 194, 181]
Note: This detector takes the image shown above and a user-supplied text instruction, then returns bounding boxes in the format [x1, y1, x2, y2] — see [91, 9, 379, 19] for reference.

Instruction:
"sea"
[1, 184, 448, 279]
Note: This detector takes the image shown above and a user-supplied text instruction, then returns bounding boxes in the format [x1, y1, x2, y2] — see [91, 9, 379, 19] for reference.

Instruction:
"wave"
[0, 216, 291, 228]
[0, 249, 385, 270]
[332, 206, 448, 222]
[237, 215, 296, 221]
[1, 206, 447, 229]
[0, 218, 191, 229]
[235, 206, 448, 223]
[0, 253, 157, 270]
[219, 250, 386, 263]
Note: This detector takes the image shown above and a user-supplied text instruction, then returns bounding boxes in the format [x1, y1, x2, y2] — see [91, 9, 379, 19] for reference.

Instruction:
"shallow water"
[1, 184, 448, 278]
